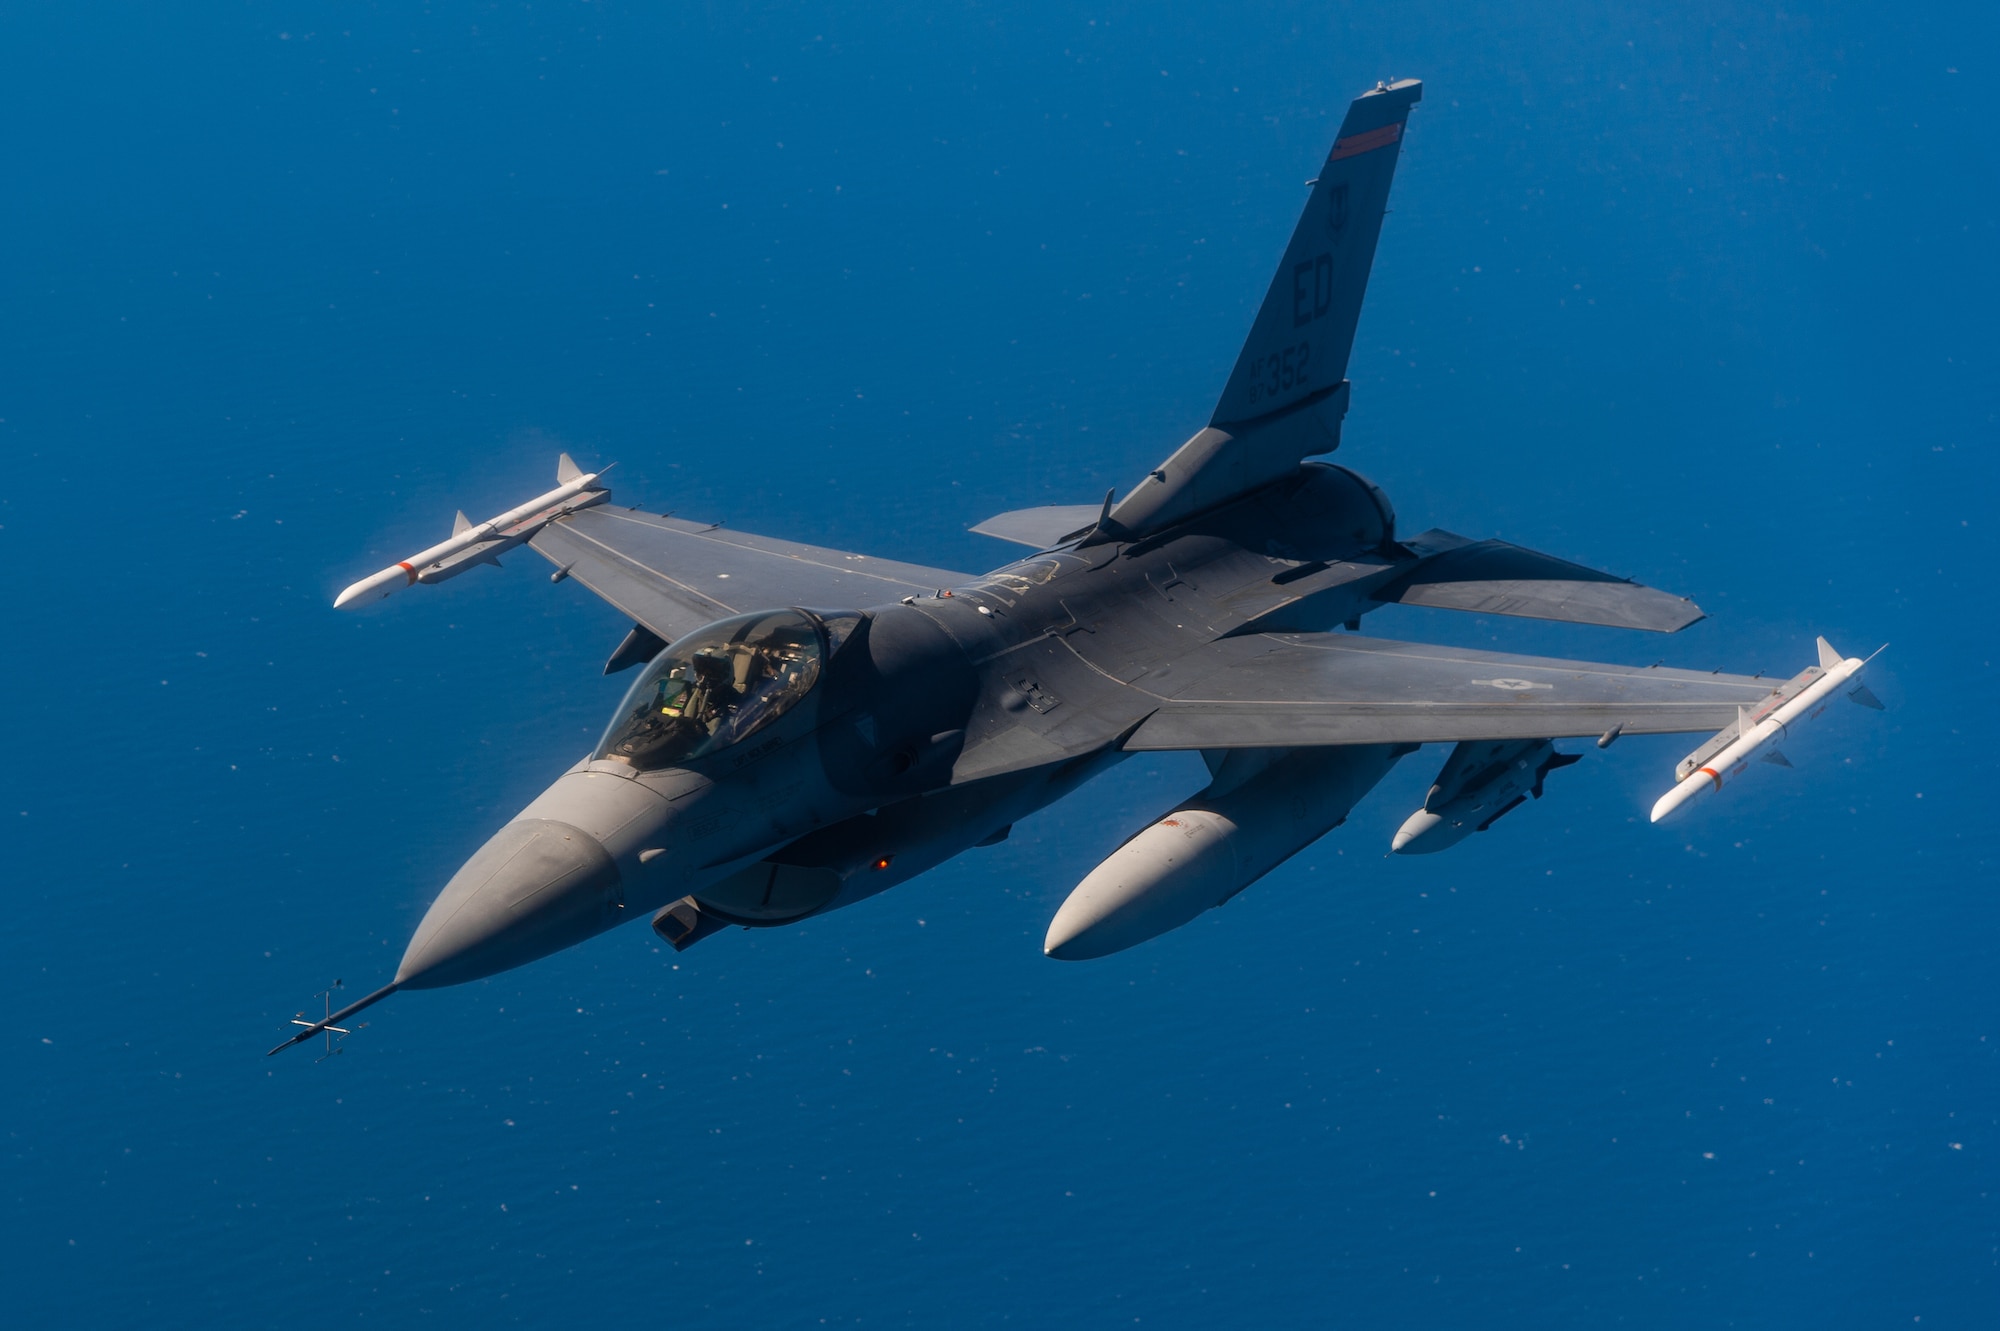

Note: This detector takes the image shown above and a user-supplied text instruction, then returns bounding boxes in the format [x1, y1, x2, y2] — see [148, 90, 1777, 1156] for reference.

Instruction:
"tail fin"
[1212, 78, 1421, 427]
[1108, 79, 1420, 538]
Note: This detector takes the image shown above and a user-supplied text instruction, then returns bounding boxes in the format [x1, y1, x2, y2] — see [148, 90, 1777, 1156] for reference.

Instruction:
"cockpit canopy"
[596, 609, 828, 771]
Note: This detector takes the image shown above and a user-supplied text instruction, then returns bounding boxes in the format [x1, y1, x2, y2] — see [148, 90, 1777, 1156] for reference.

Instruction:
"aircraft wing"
[530, 505, 972, 641]
[1122, 631, 1783, 751]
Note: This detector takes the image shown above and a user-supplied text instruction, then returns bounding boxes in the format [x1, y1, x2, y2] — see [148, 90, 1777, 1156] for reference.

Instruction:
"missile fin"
[1848, 683, 1885, 711]
[1761, 750, 1793, 768]
[333, 462, 607, 610]
[1816, 636, 1843, 670]
[557, 452, 585, 484]
[1531, 749, 1582, 797]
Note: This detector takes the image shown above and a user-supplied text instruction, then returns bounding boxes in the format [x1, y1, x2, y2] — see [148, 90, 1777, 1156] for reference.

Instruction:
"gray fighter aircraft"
[273, 78, 1879, 1055]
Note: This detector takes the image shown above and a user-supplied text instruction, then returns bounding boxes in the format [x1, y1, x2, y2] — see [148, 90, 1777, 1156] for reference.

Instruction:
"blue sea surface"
[4, 4, 1995, 1326]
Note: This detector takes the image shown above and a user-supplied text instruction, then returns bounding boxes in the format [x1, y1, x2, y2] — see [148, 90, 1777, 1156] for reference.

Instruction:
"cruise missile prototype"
[270, 77, 1883, 1056]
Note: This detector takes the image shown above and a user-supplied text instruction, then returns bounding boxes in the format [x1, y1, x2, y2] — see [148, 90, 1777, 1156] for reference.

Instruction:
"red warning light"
[871, 855, 894, 871]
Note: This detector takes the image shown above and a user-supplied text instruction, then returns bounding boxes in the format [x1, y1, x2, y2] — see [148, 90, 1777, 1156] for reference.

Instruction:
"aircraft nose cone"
[396, 819, 623, 989]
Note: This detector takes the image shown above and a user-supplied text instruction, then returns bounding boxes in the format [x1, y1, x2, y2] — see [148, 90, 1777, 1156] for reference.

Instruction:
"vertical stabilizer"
[1109, 79, 1420, 538]
[1211, 78, 1421, 428]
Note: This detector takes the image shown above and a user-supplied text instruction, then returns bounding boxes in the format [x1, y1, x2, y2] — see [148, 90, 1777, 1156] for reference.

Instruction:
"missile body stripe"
[398, 561, 416, 583]
[1700, 766, 1721, 790]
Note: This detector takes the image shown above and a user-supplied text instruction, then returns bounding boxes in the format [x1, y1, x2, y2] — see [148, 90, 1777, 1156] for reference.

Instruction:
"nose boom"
[396, 819, 623, 989]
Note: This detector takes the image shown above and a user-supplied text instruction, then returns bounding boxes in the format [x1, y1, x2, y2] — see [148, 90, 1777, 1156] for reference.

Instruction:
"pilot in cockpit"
[599, 609, 828, 770]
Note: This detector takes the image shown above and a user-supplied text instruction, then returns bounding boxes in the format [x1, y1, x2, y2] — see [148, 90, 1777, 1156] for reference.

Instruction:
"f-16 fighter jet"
[274, 79, 1880, 1055]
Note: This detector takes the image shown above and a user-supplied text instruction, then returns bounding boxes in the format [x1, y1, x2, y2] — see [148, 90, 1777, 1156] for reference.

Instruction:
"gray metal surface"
[1211, 79, 1420, 427]
[530, 505, 970, 641]
[1124, 632, 1781, 750]
[1376, 530, 1703, 632]
[969, 504, 1103, 549]
[1109, 78, 1421, 538]
[396, 818, 623, 990]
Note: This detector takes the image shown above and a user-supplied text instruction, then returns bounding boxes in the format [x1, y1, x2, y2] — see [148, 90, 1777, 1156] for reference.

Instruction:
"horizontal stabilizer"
[970, 504, 1103, 549]
[1374, 530, 1703, 633]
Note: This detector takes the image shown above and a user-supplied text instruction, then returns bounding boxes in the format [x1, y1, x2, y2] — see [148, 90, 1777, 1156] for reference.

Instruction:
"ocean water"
[4, 3, 1995, 1325]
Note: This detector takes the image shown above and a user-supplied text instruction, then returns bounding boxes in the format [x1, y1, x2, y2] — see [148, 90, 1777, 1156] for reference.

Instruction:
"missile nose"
[396, 819, 623, 989]
[1391, 809, 1442, 854]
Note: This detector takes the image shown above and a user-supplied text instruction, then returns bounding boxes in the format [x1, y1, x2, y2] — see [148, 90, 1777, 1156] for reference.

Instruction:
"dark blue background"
[4, 3, 1994, 1325]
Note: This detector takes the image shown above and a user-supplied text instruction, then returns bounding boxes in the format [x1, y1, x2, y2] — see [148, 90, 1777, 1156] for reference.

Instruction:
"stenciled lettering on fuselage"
[964, 552, 1086, 608]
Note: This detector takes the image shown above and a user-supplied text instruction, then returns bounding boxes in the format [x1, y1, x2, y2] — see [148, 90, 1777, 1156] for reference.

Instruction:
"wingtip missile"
[332, 456, 610, 610]
[1649, 638, 1876, 823]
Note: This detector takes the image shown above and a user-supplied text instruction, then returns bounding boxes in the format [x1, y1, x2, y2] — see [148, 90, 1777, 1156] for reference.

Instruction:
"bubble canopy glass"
[596, 609, 825, 770]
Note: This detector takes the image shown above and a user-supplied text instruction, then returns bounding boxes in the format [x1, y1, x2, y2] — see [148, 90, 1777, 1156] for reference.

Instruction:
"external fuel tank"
[1043, 744, 1405, 960]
